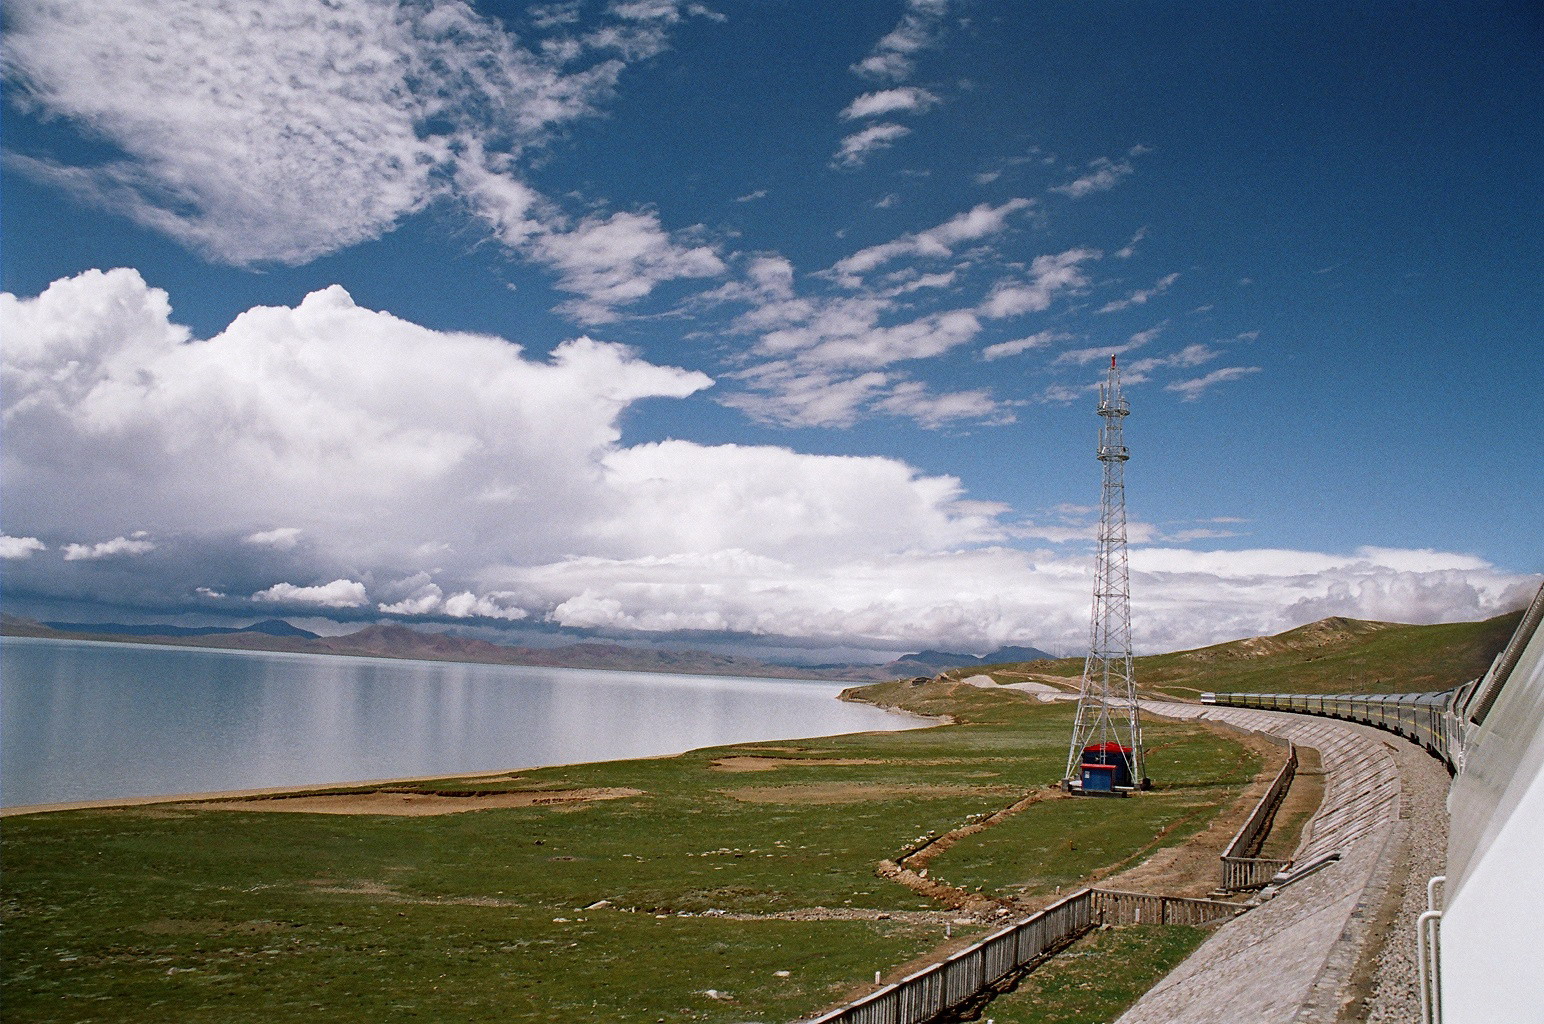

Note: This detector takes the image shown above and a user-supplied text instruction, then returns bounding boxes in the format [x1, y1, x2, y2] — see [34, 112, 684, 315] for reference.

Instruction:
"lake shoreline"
[0, 704, 940, 819]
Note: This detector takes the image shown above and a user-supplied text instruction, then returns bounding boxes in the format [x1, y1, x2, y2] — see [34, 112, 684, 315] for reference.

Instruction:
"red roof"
[1084, 742, 1133, 753]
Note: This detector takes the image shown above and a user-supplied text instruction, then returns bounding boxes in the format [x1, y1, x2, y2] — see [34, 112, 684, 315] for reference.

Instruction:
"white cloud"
[62, 535, 156, 561]
[1055, 324, 1165, 366]
[981, 330, 1067, 361]
[0, 535, 46, 559]
[253, 579, 369, 608]
[979, 247, 1101, 318]
[1098, 272, 1179, 314]
[735, 189, 768, 202]
[1051, 156, 1135, 198]
[493, 543, 1538, 655]
[851, 0, 950, 81]
[1165, 365, 1262, 401]
[244, 527, 303, 550]
[531, 210, 726, 323]
[8, 270, 1528, 657]
[873, 382, 1013, 428]
[841, 87, 941, 119]
[2, 0, 723, 325]
[833, 123, 912, 168]
[831, 199, 1032, 282]
[720, 367, 893, 428]
[1114, 226, 1148, 260]
[1, 0, 649, 266]
[378, 581, 530, 620]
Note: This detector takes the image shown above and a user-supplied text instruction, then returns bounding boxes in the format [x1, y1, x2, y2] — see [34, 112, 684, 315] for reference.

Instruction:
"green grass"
[2, 685, 1254, 1024]
[983, 923, 1210, 1024]
[983, 610, 1520, 697]
[924, 729, 1259, 900]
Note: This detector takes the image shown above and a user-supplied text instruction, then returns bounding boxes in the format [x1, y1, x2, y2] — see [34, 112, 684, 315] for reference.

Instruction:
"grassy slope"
[985, 610, 1521, 697]
[2, 684, 1252, 1024]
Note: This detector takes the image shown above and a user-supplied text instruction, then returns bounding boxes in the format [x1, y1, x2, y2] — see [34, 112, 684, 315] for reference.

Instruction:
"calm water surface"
[0, 637, 916, 807]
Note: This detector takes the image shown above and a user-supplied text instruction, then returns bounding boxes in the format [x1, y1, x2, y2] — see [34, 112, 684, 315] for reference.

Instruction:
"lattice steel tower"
[1064, 355, 1148, 790]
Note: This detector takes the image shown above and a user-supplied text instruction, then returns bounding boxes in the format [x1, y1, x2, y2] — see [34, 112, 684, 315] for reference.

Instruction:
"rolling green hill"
[984, 610, 1523, 698]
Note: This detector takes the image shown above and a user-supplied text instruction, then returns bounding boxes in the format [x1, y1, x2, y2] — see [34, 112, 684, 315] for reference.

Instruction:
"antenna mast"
[1064, 355, 1148, 792]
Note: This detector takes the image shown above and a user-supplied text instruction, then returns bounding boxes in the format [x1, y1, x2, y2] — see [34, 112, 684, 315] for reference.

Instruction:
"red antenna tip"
[1111, 354, 1117, 369]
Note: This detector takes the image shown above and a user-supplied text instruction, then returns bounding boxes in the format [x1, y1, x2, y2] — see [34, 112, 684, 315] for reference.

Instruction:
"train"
[1200, 584, 1543, 781]
[1200, 686, 1468, 770]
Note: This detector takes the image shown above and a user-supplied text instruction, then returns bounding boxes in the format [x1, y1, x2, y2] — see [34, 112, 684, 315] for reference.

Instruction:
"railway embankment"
[1116, 702, 1435, 1024]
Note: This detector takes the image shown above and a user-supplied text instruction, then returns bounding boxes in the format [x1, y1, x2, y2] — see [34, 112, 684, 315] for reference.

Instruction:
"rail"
[1219, 742, 1298, 890]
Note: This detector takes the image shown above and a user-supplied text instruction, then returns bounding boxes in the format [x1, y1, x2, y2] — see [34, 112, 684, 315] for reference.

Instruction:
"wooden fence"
[1089, 888, 1246, 926]
[1219, 742, 1298, 891]
[798, 887, 1245, 1024]
[798, 889, 1096, 1024]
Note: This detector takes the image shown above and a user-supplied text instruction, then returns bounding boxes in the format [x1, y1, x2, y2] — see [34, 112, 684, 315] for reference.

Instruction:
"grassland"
[987, 610, 1521, 698]
[2, 681, 1256, 1024]
[983, 923, 1211, 1024]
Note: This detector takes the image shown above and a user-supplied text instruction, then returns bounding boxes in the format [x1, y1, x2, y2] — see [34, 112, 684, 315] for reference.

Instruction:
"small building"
[1080, 742, 1135, 790]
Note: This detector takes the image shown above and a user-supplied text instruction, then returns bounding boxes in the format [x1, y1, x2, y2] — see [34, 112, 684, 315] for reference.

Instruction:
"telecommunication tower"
[1064, 355, 1148, 792]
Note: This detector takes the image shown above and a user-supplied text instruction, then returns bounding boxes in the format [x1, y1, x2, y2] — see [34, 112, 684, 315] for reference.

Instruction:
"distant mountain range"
[0, 614, 1056, 681]
[42, 618, 321, 639]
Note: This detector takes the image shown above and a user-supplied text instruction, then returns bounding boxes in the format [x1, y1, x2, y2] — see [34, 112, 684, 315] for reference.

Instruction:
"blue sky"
[2, 1, 1540, 660]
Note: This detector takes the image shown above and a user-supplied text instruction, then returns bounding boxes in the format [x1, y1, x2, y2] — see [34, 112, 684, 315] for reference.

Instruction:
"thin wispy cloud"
[1166, 365, 1262, 401]
[841, 87, 941, 119]
[1098, 272, 1180, 313]
[1051, 156, 1135, 198]
[832, 122, 912, 167]
[851, 0, 950, 81]
[831, 199, 1032, 282]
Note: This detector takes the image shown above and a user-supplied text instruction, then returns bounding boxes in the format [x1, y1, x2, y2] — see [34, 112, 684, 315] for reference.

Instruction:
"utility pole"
[1064, 355, 1149, 793]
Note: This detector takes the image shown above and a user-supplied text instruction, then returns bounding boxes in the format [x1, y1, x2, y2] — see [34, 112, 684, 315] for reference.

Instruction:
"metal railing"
[1219, 742, 1298, 891]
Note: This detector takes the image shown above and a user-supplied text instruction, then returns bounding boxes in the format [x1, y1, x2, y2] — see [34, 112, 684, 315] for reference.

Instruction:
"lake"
[0, 637, 918, 808]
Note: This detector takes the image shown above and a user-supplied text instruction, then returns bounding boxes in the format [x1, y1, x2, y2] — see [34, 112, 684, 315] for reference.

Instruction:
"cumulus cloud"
[1051, 156, 1135, 198]
[0, 535, 46, 559]
[484, 543, 1539, 655]
[1165, 365, 1262, 401]
[841, 87, 941, 119]
[245, 528, 303, 550]
[7, 270, 1529, 658]
[253, 580, 369, 608]
[3, 268, 1007, 627]
[61, 535, 156, 561]
[851, 0, 950, 81]
[833, 123, 911, 167]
